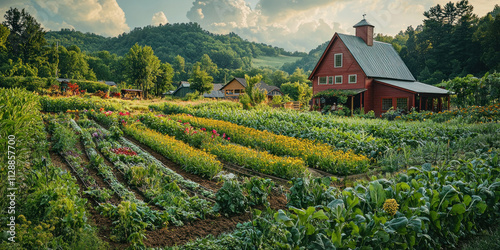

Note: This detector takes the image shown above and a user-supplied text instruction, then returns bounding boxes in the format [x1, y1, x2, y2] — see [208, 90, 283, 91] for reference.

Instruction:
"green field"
[252, 55, 302, 69]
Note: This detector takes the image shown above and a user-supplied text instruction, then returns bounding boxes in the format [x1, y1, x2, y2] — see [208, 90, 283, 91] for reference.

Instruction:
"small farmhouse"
[309, 17, 451, 116]
[221, 77, 282, 101]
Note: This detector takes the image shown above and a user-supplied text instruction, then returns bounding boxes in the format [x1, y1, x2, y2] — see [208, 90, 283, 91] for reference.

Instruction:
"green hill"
[281, 41, 328, 74]
[45, 23, 297, 70]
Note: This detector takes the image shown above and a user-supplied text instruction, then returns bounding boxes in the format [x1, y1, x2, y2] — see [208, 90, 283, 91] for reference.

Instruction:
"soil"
[144, 212, 251, 247]
[74, 138, 121, 204]
[123, 134, 223, 192]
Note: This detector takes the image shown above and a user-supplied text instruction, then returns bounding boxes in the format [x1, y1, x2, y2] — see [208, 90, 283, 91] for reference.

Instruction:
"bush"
[214, 179, 248, 215]
[40, 96, 124, 112]
[73, 80, 111, 93]
[0, 76, 57, 92]
[183, 91, 202, 101]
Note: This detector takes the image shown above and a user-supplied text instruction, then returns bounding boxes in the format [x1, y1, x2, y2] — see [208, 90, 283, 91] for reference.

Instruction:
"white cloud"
[0, 0, 129, 37]
[186, 0, 345, 51]
[151, 11, 168, 26]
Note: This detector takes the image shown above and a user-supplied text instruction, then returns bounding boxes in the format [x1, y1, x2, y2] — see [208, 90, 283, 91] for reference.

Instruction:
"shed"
[121, 89, 143, 99]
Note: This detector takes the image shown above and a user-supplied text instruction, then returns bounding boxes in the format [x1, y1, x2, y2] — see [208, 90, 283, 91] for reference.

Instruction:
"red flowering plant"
[66, 82, 80, 96]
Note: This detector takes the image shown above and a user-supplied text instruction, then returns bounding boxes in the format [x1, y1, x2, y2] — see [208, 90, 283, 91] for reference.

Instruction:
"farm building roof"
[172, 82, 190, 96]
[204, 83, 225, 98]
[353, 18, 374, 27]
[375, 79, 451, 94]
[222, 78, 280, 95]
[338, 33, 416, 81]
[102, 81, 116, 86]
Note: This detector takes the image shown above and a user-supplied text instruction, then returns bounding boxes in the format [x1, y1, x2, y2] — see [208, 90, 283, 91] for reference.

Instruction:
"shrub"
[214, 179, 248, 215]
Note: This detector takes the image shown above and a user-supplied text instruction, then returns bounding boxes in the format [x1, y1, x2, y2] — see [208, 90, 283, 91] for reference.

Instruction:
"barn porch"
[374, 79, 452, 115]
[311, 89, 367, 115]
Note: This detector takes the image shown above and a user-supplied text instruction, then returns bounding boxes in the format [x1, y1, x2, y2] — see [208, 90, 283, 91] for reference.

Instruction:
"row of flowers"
[169, 114, 371, 175]
[122, 123, 223, 179]
[138, 113, 309, 179]
[203, 142, 307, 179]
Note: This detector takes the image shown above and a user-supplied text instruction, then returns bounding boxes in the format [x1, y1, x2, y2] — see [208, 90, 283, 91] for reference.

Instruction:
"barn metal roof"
[338, 33, 416, 81]
[353, 19, 374, 27]
[375, 79, 451, 94]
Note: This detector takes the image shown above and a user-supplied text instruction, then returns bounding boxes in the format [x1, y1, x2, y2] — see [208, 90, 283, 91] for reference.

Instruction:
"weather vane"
[363, 13, 366, 19]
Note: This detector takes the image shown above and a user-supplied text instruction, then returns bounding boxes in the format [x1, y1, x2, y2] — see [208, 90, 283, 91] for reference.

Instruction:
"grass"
[252, 55, 302, 69]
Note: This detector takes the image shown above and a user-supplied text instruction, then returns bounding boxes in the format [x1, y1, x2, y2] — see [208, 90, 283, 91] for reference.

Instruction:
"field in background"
[252, 55, 302, 69]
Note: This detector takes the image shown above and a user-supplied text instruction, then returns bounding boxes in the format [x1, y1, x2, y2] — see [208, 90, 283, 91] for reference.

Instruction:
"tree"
[473, 5, 500, 72]
[199, 54, 219, 77]
[288, 68, 311, 85]
[270, 70, 289, 87]
[280, 81, 313, 107]
[58, 45, 96, 80]
[0, 24, 9, 49]
[123, 43, 161, 99]
[3, 8, 46, 65]
[239, 74, 266, 109]
[155, 62, 174, 96]
[172, 54, 187, 82]
[188, 65, 213, 95]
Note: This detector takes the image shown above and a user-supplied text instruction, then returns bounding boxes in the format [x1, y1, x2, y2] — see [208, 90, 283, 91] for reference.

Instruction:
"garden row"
[151, 102, 496, 152]
[89, 110, 310, 179]
[164, 113, 370, 175]
[46, 114, 170, 248]
[0, 88, 107, 249]
[150, 102, 500, 173]
[171, 153, 500, 249]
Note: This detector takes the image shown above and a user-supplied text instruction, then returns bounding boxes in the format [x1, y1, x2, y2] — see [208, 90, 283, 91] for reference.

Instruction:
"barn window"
[382, 98, 393, 110]
[319, 76, 327, 85]
[335, 75, 343, 84]
[334, 53, 343, 68]
[396, 98, 408, 110]
[328, 76, 334, 84]
[348, 74, 357, 83]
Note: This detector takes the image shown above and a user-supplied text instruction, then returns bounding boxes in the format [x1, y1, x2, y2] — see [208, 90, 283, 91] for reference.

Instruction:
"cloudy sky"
[0, 0, 496, 52]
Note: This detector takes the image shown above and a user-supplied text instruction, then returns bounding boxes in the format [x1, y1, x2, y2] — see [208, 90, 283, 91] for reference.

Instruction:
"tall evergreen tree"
[2, 8, 46, 65]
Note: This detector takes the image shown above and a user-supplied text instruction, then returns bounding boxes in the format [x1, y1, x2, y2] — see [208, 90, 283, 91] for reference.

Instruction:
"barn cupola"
[353, 15, 374, 46]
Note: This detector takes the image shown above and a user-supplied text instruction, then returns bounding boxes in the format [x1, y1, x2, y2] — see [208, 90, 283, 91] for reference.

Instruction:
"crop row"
[164, 113, 370, 175]
[71, 118, 169, 246]
[122, 123, 222, 179]
[0, 88, 103, 249]
[78, 119, 215, 226]
[151, 103, 497, 157]
[40, 96, 124, 113]
[137, 113, 309, 178]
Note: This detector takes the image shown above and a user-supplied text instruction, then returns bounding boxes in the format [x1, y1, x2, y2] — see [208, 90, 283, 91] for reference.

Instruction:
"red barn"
[308, 18, 451, 117]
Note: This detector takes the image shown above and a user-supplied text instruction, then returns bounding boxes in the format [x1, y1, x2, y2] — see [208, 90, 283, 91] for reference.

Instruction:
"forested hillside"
[45, 23, 300, 69]
[282, 2, 500, 84]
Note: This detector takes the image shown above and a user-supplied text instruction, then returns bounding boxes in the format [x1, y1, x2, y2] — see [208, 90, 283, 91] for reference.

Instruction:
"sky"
[0, 0, 496, 52]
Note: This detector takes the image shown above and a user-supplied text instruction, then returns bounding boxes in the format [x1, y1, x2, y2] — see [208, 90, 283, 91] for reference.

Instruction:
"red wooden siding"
[312, 35, 366, 95]
[372, 82, 414, 117]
